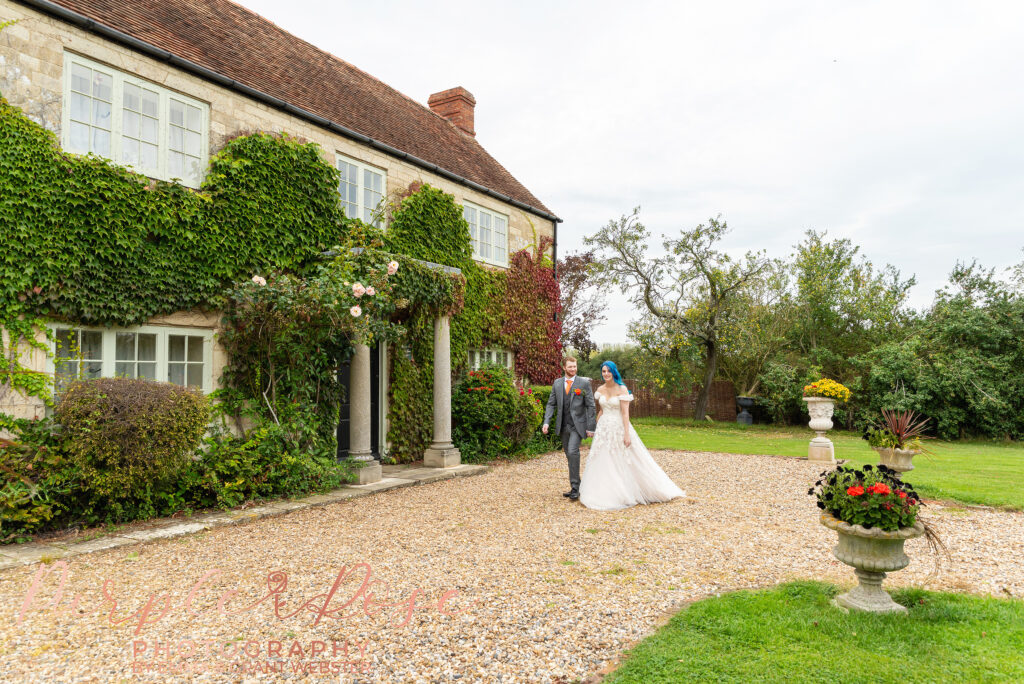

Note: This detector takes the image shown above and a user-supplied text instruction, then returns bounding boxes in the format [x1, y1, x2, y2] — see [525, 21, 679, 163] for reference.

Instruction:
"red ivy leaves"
[501, 237, 563, 384]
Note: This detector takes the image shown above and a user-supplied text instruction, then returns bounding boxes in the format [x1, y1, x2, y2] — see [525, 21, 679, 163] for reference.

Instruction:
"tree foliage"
[558, 250, 605, 358]
[585, 208, 771, 418]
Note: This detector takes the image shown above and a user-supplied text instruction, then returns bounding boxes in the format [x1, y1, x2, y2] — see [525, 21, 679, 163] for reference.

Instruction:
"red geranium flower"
[897, 491, 907, 499]
[868, 483, 891, 495]
[847, 486, 865, 496]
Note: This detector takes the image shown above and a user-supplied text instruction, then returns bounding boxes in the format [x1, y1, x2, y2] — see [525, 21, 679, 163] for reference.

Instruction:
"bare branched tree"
[558, 251, 606, 358]
[585, 208, 772, 419]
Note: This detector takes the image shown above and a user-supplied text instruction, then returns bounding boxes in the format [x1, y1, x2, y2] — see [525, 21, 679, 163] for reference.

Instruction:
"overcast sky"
[238, 0, 1024, 345]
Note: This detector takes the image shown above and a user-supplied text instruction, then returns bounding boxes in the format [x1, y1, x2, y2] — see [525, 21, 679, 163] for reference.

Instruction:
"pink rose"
[350, 305, 362, 317]
[366, 286, 376, 296]
[352, 282, 366, 297]
[387, 260, 399, 275]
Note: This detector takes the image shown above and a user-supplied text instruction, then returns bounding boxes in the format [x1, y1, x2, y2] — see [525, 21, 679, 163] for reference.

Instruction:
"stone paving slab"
[403, 463, 488, 482]
[0, 543, 72, 564]
[46, 535, 138, 557]
[0, 463, 489, 571]
[293, 489, 365, 507]
[0, 557, 22, 571]
[118, 522, 209, 542]
[346, 476, 417, 492]
[266, 500, 309, 512]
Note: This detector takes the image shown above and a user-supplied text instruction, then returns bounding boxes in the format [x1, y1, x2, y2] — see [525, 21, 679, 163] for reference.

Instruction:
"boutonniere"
[574, 388, 582, 396]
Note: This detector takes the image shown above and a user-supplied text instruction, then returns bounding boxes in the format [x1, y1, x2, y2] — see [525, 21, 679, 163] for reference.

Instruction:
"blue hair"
[601, 361, 627, 388]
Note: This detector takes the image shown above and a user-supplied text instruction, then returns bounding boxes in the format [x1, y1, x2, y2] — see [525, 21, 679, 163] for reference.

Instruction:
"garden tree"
[557, 250, 606, 358]
[789, 230, 916, 380]
[576, 343, 637, 381]
[626, 313, 703, 390]
[1010, 249, 1024, 291]
[715, 258, 793, 396]
[585, 208, 771, 419]
[861, 260, 1024, 439]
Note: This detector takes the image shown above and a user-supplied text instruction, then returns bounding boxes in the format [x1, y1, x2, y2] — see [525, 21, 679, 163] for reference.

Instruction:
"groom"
[542, 356, 597, 500]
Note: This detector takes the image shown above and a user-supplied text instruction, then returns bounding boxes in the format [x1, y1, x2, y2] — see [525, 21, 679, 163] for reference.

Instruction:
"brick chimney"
[428, 87, 476, 136]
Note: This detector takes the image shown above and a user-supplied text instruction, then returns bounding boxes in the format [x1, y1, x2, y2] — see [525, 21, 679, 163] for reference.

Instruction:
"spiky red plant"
[880, 409, 933, 450]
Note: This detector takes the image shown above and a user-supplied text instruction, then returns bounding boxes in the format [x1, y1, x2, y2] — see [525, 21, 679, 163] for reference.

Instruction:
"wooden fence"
[587, 378, 737, 421]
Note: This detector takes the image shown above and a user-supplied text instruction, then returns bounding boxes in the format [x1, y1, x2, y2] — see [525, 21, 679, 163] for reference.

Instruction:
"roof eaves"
[15, 0, 563, 224]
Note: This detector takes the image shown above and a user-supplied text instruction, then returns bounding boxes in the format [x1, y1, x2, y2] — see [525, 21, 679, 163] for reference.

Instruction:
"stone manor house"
[0, 0, 560, 478]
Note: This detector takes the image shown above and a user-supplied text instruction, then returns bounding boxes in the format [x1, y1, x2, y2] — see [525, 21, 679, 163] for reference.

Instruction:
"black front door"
[336, 344, 381, 460]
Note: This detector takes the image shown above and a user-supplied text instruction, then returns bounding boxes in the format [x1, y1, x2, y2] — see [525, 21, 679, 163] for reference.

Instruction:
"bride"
[579, 361, 686, 511]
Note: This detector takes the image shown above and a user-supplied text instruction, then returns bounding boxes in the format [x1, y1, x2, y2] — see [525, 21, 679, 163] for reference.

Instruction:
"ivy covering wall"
[0, 92, 561, 463]
[381, 185, 562, 461]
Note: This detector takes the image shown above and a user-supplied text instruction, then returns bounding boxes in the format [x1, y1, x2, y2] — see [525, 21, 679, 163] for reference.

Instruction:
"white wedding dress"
[579, 389, 686, 511]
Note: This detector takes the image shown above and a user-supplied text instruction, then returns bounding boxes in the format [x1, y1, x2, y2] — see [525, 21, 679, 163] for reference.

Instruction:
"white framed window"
[61, 53, 210, 188]
[48, 324, 215, 396]
[462, 201, 508, 267]
[468, 347, 513, 371]
[336, 153, 386, 227]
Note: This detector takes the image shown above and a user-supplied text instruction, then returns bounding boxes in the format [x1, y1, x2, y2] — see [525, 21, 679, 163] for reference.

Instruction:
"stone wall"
[0, 310, 225, 424]
[0, 0, 555, 424]
[0, 1, 555, 255]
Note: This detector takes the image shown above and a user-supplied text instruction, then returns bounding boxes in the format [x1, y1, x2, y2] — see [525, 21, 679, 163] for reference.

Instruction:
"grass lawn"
[628, 418, 1024, 510]
[604, 581, 1024, 683]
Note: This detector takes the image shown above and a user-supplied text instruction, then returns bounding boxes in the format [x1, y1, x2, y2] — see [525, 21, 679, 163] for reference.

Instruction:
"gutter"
[15, 0, 563, 226]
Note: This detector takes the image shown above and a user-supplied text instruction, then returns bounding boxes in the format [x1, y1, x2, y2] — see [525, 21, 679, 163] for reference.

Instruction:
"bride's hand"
[623, 434, 631, 447]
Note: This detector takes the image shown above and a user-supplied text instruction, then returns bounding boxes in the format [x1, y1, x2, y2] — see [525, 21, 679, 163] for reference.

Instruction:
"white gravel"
[1, 448, 1020, 683]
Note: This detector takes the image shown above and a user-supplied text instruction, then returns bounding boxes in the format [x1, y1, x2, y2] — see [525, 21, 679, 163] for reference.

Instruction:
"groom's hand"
[542, 424, 548, 434]
[586, 431, 594, 438]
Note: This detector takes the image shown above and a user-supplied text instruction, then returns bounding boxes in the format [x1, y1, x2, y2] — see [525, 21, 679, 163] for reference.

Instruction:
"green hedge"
[55, 378, 210, 497]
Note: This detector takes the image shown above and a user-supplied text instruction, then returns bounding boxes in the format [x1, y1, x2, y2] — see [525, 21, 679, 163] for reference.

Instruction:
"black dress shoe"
[563, 490, 574, 497]
[568, 491, 580, 500]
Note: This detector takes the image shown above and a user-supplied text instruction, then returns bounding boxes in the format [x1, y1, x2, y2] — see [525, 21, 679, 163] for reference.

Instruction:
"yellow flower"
[803, 378, 851, 402]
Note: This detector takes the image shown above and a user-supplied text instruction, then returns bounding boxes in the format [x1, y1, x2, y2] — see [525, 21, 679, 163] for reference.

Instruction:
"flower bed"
[808, 463, 922, 531]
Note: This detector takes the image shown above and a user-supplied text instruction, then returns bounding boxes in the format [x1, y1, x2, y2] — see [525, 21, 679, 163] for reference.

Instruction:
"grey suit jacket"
[544, 375, 597, 438]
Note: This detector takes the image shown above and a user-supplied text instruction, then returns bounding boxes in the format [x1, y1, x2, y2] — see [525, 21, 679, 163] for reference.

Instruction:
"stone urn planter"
[803, 396, 836, 463]
[736, 396, 754, 425]
[874, 446, 919, 473]
[820, 512, 924, 614]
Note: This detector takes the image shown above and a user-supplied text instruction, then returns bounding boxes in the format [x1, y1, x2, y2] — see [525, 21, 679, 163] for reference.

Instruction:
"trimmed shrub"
[453, 365, 542, 462]
[55, 378, 210, 497]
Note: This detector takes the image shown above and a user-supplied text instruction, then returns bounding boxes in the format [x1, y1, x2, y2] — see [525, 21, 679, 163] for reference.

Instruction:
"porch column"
[424, 314, 461, 468]
[349, 343, 382, 483]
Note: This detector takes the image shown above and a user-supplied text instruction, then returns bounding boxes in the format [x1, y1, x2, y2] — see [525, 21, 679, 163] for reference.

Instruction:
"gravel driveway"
[1, 449, 1021, 683]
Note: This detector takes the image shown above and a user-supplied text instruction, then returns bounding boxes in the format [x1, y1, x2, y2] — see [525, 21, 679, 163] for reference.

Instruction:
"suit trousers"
[561, 425, 583, 492]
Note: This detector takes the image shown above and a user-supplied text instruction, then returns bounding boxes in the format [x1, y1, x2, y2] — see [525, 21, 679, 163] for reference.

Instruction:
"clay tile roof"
[36, 0, 556, 218]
